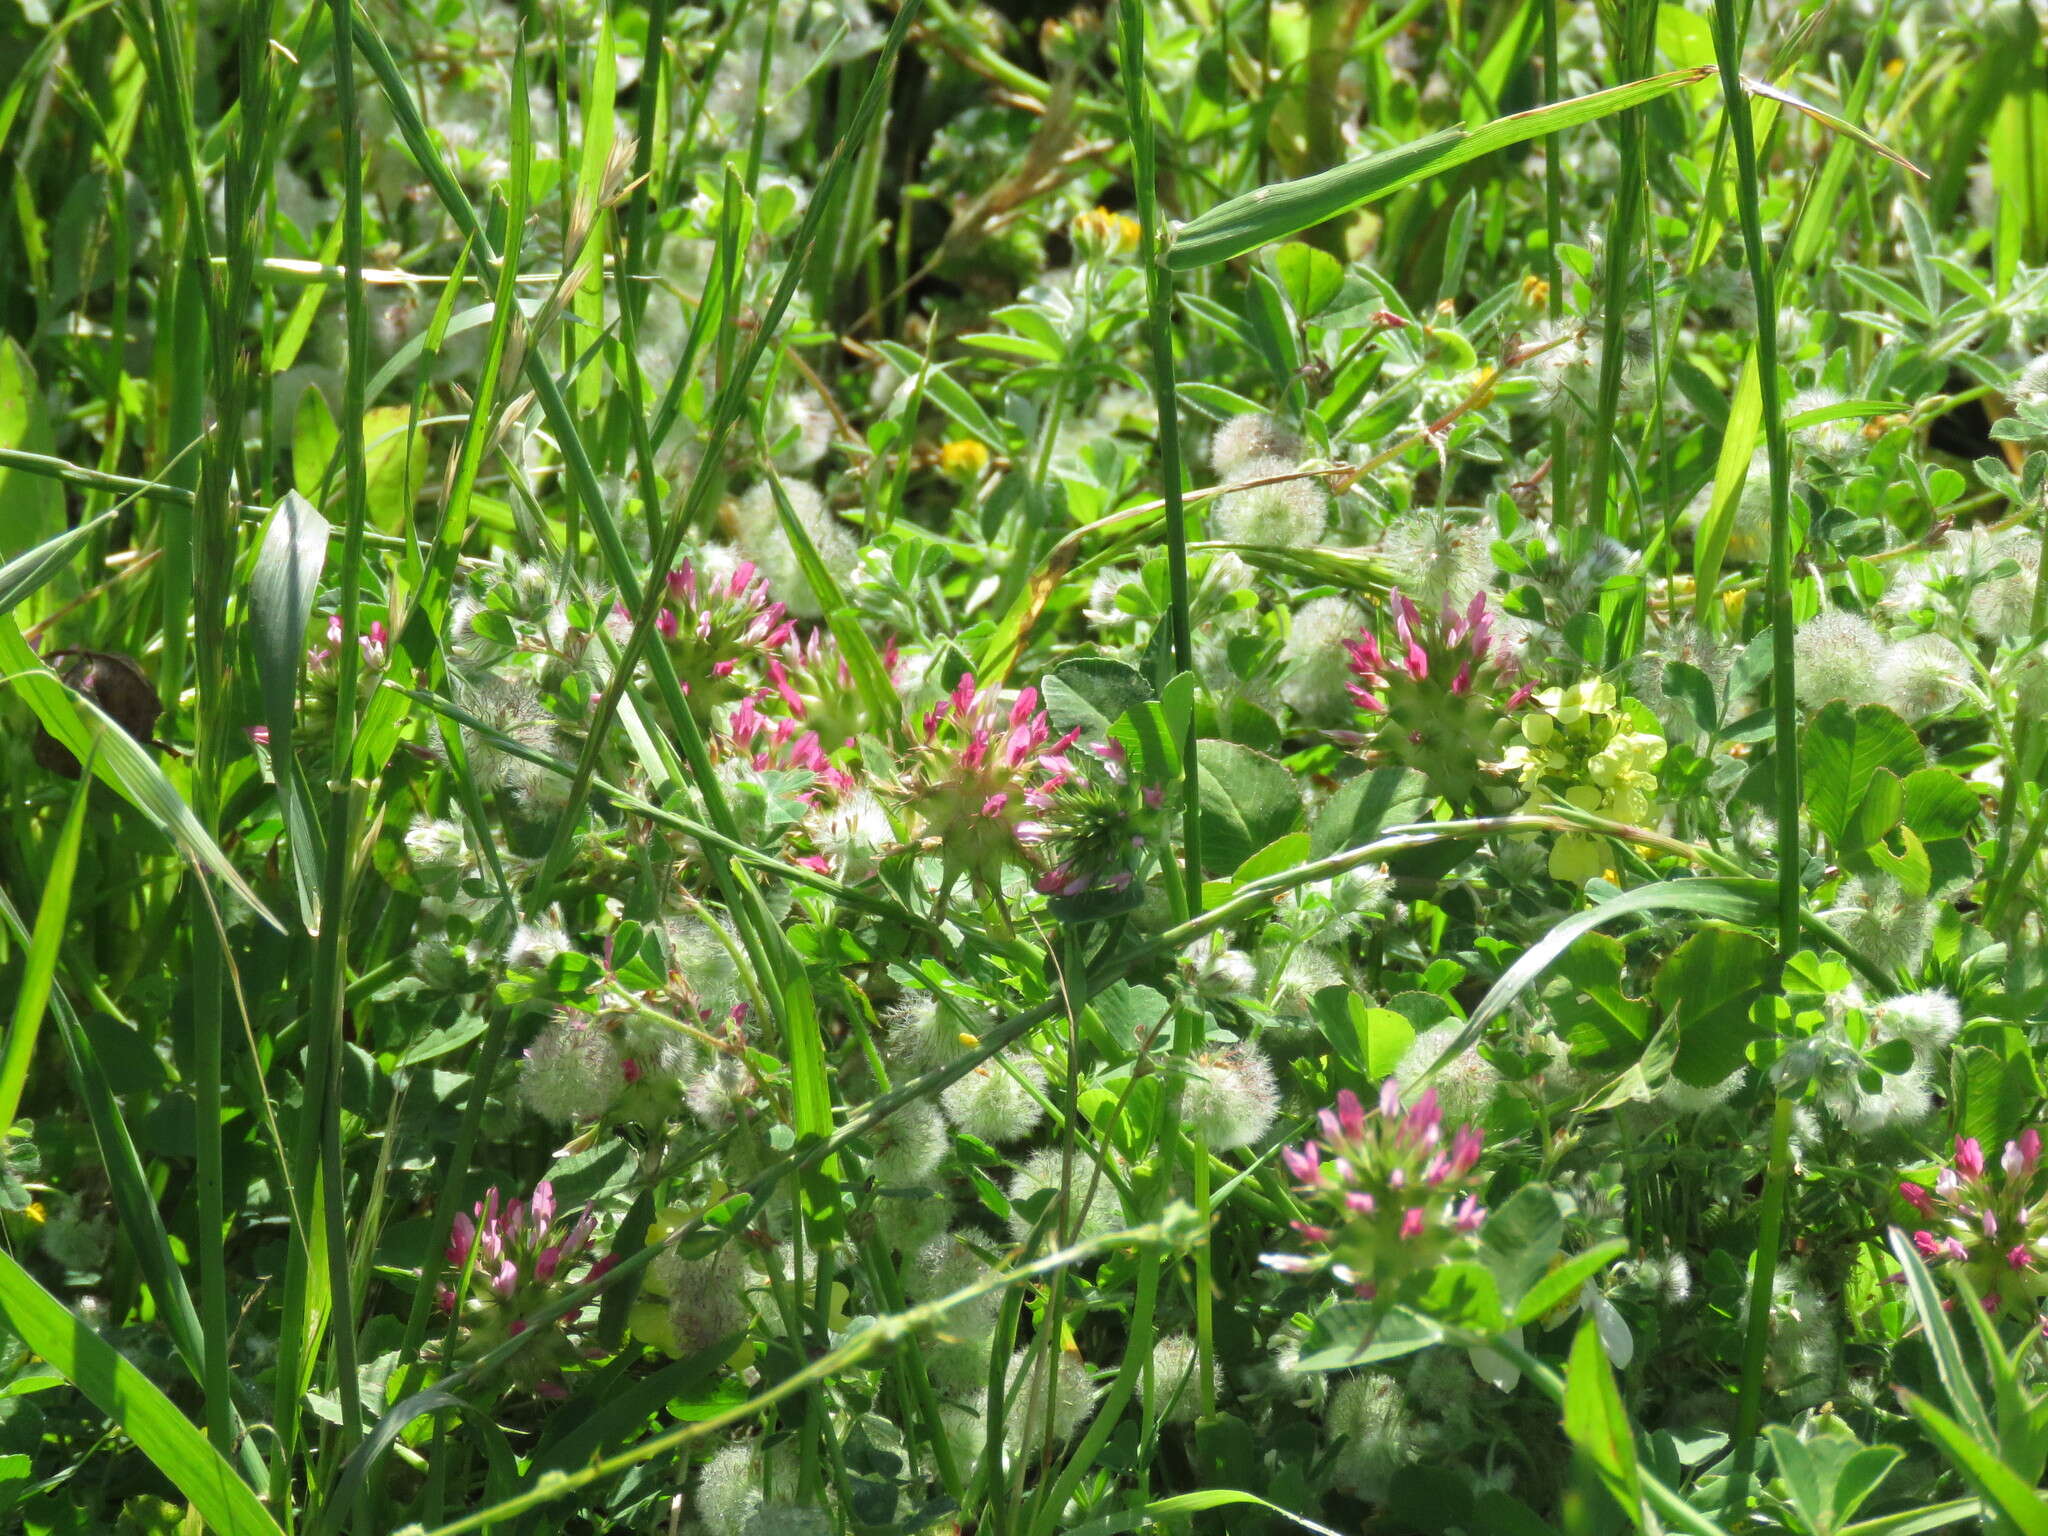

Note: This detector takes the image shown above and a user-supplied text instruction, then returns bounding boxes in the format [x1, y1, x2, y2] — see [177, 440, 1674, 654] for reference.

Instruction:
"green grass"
[3, 1, 2048, 1533]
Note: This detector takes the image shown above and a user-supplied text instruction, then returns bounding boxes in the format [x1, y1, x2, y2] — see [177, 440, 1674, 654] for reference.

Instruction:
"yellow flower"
[939, 438, 990, 477]
[1070, 206, 1141, 260]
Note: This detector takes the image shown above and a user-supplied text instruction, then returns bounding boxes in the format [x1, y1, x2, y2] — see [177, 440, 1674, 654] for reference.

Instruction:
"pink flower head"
[1899, 1180, 1936, 1217]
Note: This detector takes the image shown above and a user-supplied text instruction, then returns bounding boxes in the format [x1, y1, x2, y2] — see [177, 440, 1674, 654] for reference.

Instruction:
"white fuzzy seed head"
[1280, 596, 1369, 721]
[1211, 414, 1301, 478]
[1179, 1045, 1279, 1149]
[1834, 872, 1933, 974]
[808, 790, 895, 882]
[1793, 610, 1887, 708]
[1149, 1334, 1212, 1425]
[1326, 1372, 1426, 1503]
[695, 1441, 762, 1536]
[941, 1053, 1047, 1145]
[1877, 632, 1968, 718]
[1002, 1349, 1099, 1458]
[1379, 508, 1494, 611]
[1788, 387, 1862, 462]
[403, 817, 468, 879]
[1005, 1148, 1121, 1246]
[870, 1100, 950, 1186]
[1869, 989, 1963, 1053]
[1211, 455, 1327, 548]
[660, 1245, 753, 1358]
[731, 481, 859, 619]
[885, 992, 978, 1072]
[2011, 354, 2048, 413]
[518, 1014, 624, 1124]
[1392, 1021, 1501, 1126]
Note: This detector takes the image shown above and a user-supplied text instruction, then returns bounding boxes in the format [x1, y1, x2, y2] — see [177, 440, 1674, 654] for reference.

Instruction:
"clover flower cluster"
[1901, 1130, 2048, 1330]
[657, 556, 798, 718]
[1345, 591, 1526, 809]
[1499, 679, 1666, 884]
[441, 1180, 613, 1393]
[1269, 1080, 1487, 1297]
[893, 675, 1079, 888]
[1019, 736, 1167, 899]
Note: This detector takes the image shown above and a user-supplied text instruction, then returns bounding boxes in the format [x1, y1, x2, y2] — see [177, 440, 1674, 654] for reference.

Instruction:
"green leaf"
[248, 491, 331, 932]
[1541, 932, 1651, 1070]
[0, 337, 63, 558]
[1563, 1315, 1644, 1528]
[1430, 878, 1775, 1072]
[0, 765, 88, 1140]
[1043, 657, 1153, 740]
[1653, 924, 1772, 1087]
[1292, 1302, 1443, 1372]
[1887, 1228, 1993, 1444]
[1477, 1185, 1566, 1311]
[1513, 1239, 1629, 1327]
[1662, 660, 1719, 735]
[1311, 987, 1413, 1078]
[1308, 767, 1435, 859]
[1901, 768, 1982, 841]
[1270, 241, 1344, 317]
[1167, 69, 1711, 269]
[0, 1248, 285, 1536]
[293, 383, 338, 500]
[0, 511, 114, 619]
[362, 405, 428, 529]
[1194, 740, 1301, 872]
[1898, 1390, 2048, 1536]
[1767, 1424, 1902, 1536]
[1802, 702, 1924, 849]
[1140, 1489, 1347, 1536]
[0, 618, 284, 931]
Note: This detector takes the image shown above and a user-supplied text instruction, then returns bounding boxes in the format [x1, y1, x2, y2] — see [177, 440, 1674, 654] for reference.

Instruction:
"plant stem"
[1711, 0, 1799, 1512]
[1118, 0, 1204, 915]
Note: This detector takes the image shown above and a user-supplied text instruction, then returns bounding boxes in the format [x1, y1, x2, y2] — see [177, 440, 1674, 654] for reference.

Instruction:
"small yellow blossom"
[1521, 274, 1551, 307]
[938, 438, 990, 477]
[1070, 206, 1140, 261]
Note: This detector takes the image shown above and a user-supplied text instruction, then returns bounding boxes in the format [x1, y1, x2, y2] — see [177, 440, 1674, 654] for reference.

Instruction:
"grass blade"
[0, 761, 90, 1140]
[0, 1248, 287, 1536]
[1166, 68, 1711, 269]
[0, 617, 283, 930]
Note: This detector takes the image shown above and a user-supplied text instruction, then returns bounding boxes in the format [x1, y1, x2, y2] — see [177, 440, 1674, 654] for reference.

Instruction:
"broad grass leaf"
[0, 1249, 284, 1536]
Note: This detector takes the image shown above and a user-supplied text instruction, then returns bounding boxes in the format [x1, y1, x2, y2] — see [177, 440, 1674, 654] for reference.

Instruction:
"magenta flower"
[1339, 590, 1527, 809]
[438, 1178, 608, 1394]
[655, 557, 797, 719]
[1268, 1079, 1491, 1296]
[1899, 1129, 2048, 1325]
[893, 674, 1080, 891]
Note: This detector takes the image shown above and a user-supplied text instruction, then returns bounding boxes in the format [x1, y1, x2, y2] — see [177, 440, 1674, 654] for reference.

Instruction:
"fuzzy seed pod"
[940, 1053, 1047, 1145]
[1210, 455, 1327, 548]
[1792, 610, 1887, 708]
[518, 1014, 625, 1124]
[870, 1101, 950, 1186]
[1392, 1022, 1501, 1127]
[1178, 1045, 1279, 1149]
[730, 480, 859, 620]
[1279, 596, 1370, 721]
[1210, 414, 1301, 478]
[1005, 1148, 1122, 1247]
[1148, 1334, 1212, 1425]
[1876, 632, 1968, 719]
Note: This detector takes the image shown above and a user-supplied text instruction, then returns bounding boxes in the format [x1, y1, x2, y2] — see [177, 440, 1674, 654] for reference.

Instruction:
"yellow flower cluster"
[1070, 205, 1141, 261]
[938, 437, 990, 477]
[1500, 680, 1666, 884]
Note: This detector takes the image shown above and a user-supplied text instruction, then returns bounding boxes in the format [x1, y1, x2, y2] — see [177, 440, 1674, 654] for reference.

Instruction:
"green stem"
[1728, 1092, 1795, 1521]
[1119, 0, 1204, 915]
[1711, 0, 1799, 1512]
